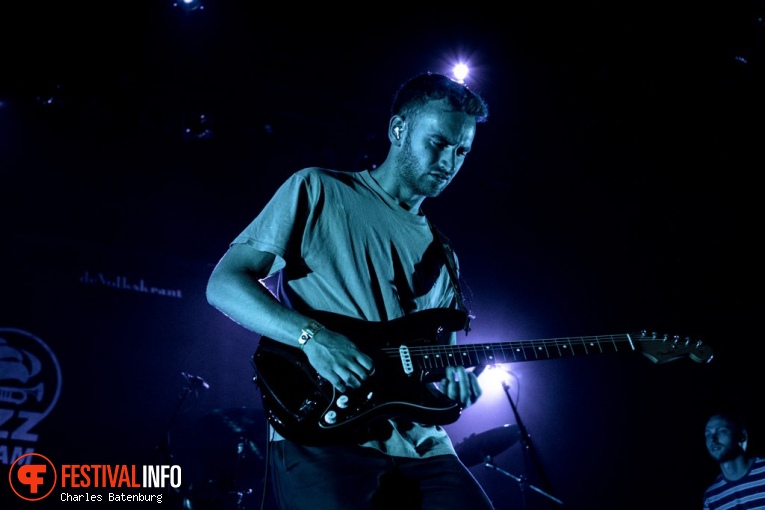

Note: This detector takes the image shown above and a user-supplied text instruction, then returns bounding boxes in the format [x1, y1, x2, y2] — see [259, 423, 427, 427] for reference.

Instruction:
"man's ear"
[389, 116, 406, 143]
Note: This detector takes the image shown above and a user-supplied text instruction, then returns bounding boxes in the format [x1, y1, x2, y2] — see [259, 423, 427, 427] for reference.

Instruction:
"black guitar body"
[252, 308, 469, 445]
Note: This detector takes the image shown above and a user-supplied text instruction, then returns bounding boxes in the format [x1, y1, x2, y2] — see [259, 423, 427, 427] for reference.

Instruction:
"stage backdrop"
[0, 232, 275, 508]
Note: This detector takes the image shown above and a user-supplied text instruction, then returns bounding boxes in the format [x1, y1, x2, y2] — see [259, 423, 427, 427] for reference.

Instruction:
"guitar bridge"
[297, 399, 317, 421]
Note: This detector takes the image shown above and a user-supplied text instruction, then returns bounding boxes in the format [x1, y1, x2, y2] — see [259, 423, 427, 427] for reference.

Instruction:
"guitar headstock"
[634, 331, 714, 364]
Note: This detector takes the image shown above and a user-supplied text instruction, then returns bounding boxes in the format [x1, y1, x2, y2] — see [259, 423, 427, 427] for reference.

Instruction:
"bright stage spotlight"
[451, 63, 470, 83]
[475, 363, 513, 389]
[436, 48, 487, 90]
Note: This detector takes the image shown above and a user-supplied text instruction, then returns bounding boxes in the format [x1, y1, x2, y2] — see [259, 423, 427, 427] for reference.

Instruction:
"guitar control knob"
[324, 411, 337, 424]
[336, 395, 349, 409]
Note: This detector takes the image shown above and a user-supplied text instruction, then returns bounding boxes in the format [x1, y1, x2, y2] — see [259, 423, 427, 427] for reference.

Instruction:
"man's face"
[705, 415, 744, 462]
[397, 99, 477, 198]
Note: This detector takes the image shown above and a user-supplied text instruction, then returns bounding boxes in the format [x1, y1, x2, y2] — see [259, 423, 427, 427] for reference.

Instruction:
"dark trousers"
[269, 440, 495, 510]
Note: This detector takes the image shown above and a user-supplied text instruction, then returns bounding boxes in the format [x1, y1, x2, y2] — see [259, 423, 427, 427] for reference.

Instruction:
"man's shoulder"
[290, 167, 369, 190]
[750, 457, 765, 474]
[294, 167, 364, 179]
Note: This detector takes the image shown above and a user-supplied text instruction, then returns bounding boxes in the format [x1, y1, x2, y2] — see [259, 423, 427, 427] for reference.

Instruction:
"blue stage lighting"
[174, 0, 204, 12]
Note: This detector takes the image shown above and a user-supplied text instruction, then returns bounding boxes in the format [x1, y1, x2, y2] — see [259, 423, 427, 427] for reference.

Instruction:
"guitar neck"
[295, 309, 711, 375]
[405, 334, 637, 371]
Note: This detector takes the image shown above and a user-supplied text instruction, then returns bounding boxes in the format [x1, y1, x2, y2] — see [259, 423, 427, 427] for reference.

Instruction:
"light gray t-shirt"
[233, 167, 460, 458]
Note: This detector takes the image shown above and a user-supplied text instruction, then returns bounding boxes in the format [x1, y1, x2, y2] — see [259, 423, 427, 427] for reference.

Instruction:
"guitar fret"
[481, 345, 495, 364]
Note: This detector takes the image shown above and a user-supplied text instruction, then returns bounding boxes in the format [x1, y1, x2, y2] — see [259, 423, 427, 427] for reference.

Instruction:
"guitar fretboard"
[381, 331, 712, 370]
[411, 334, 635, 370]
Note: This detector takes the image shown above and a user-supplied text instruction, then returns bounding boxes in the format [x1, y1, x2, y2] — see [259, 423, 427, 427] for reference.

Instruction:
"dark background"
[1, 1, 763, 509]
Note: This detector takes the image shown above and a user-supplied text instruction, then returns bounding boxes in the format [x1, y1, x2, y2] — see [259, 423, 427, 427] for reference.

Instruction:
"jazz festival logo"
[1, 328, 61, 466]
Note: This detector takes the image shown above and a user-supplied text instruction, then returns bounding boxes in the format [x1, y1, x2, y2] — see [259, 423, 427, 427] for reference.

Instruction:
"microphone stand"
[228, 437, 254, 510]
[483, 381, 562, 507]
[156, 373, 207, 463]
[153, 373, 209, 509]
[483, 456, 562, 506]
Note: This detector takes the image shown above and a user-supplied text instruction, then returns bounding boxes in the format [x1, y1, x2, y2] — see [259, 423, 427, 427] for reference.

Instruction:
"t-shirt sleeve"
[231, 170, 313, 277]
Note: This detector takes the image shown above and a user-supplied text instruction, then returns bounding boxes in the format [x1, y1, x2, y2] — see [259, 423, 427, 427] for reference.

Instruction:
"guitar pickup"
[399, 345, 414, 375]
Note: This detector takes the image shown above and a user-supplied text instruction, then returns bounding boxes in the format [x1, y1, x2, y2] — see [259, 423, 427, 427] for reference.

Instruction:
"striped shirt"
[703, 457, 765, 509]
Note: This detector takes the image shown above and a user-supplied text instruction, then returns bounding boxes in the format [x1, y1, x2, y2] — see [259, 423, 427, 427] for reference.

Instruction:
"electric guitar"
[252, 308, 713, 445]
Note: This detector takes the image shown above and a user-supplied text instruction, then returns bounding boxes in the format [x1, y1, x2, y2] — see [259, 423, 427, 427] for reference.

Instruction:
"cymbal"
[454, 424, 521, 467]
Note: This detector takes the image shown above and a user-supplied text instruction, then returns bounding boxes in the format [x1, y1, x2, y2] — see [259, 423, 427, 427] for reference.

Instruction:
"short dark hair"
[391, 72, 489, 123]
[708, 411, 748, 436]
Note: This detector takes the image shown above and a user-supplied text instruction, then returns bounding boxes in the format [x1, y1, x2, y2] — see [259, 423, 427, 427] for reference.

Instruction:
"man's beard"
[398, 138, 449, 198]
[711, 444, 742, 462]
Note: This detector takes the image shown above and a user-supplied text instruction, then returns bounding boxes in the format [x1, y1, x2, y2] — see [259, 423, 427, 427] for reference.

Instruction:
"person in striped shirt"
[703, 411, 765, 509]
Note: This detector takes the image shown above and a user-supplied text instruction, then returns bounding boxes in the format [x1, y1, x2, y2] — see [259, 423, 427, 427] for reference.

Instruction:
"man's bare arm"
[206, 243, 373, 392]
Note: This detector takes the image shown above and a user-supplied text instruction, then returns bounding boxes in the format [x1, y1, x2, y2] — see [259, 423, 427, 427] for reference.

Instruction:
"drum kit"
[166, 374, 561, 509]
[454, 423, 522, 467]
[454, 423, 562, 506]
[175, 414, 548, 510]
[172, 409, 546, 509]
[174, 412, 544, 509]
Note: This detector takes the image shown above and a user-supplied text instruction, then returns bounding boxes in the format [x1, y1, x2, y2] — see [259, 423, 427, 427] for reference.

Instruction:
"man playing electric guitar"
[206, 72, 494, 510]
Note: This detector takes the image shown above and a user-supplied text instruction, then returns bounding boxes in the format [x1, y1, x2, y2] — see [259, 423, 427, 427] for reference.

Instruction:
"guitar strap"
[427, 219, 474, 334]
